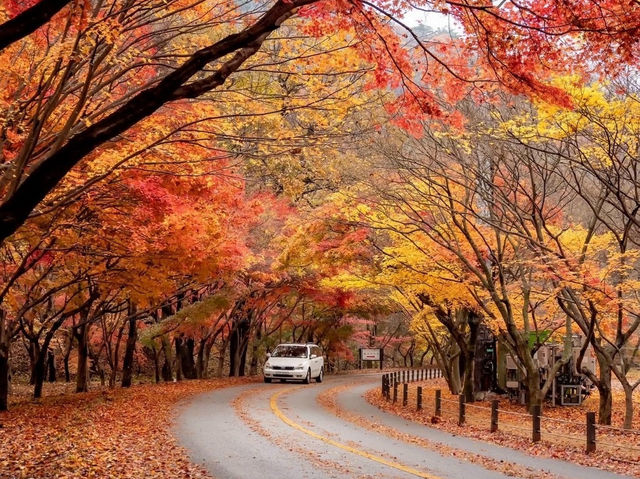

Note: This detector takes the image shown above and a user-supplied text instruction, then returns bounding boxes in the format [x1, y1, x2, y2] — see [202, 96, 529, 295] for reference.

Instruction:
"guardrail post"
[491, 400, 499, 432]
[386, 375, 391, 400]
[586, 412, 596, 453]
[458, 395, 465, 426]
[532, 405, 541, 442]
[435, 389, 441, 416]
[393, 381, 398, 403]
[381, 375, 386, 395]
[417, 386, 423, 411]
[403, 383, 408, 406]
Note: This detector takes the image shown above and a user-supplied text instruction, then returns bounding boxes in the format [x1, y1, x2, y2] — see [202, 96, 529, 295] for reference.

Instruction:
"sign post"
[359, 348, 383, 370]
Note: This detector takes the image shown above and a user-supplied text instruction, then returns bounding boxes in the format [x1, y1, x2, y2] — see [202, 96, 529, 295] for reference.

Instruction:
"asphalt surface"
[174, 374, 634, 479]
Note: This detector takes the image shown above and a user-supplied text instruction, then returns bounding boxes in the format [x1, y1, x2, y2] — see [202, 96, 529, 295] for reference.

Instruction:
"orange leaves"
[0, 378, 254, 478]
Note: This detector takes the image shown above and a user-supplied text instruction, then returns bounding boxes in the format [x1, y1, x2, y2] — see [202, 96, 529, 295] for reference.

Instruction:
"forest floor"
[0, 376, 256, 478]
[366, 377, 640, 477]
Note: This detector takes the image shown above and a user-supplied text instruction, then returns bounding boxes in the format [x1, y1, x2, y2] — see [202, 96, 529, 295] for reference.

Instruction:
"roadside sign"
[359, 348, 383, 369]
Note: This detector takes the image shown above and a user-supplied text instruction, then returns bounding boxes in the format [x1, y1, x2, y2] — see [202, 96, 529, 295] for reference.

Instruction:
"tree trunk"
[151, 346, 160, 383]
[596, 356, 612, 425]
[216, 343, 225, 378]
[525, 369, 543, 413]
[63, 334, 72, 382]
[121, 315, 138, 388]
[196, 338, 206, 379]
[46, 350, 56, 382]
[32, 346, 47, 399]
[28, 341, 38, 385]
[178, 337, 197, 379]
[0, 334, 9, 411]
[448, 353, 462, 394]
[175, 338, 184, 381]
[229, 327, 240, 377]
[160, 336, 173, 382]
[622, 382, 634, 429]
[249, 340, 259, 376]
[76, 323, 89, 393]
[203, 340, 214, 379]
[462, 317, 480, 402]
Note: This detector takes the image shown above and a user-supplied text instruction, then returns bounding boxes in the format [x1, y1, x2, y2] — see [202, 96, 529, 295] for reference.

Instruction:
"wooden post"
[532, 405, 541, 442]
[458, 394, 465, 426]
[382, 374, 386, 395]
[435, 389, 441, 416]
[490, 400, 499, 432]
[417, 386, 423, 411]
[403, 383, 408, 406]
[586, 412, 596, 453]
[393, 382, 398, 403]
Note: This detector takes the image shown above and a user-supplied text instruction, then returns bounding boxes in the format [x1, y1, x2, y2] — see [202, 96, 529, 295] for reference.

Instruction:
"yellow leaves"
[498, 76, 640, 168]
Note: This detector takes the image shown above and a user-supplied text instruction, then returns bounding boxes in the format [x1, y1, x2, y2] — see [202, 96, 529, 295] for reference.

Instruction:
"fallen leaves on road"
[365, 380, 640, 477]
[0, 377, 255, 478]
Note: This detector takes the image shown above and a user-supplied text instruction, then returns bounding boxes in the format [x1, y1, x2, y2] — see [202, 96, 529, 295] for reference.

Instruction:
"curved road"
[175, 374, 632, 479]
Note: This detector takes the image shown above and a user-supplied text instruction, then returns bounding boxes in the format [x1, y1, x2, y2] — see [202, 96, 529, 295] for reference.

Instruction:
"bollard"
[435, 389, 441, 416]
[403, 383, 408, 407]
[393, 382, 398, 403]
[417, 386, 423, 411]
[586, 412, 596, 453]
[532, 405, 541, 442]
[384, 375, 390, 400]
[458, 394, 465, 426]
[381, 375, 386, 395]
[490, 400, 499, 432]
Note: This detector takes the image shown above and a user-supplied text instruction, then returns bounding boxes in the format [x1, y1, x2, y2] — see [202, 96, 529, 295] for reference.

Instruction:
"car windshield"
[271, 345, 308, 358]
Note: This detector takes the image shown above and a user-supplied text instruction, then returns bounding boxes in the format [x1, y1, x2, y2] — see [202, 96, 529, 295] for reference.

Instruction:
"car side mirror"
[266, 352, 271, 358]
[310, 354, 317, 359]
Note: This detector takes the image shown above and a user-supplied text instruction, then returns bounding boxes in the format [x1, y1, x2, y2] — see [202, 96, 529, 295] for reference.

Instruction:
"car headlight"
[264, 361, 272, 368]
[294, 363, 305, 370]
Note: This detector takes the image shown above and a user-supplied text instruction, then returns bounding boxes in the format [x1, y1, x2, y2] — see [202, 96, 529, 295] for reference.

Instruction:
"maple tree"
[0, 0, 638, 245]
[0, 0, 639, 452]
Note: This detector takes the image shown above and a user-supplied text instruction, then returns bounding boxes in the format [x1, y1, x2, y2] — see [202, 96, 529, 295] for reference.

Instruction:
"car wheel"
[316, 367, 323, 383]
[303, 368, 311, 384]
[264, 377, 272, 383]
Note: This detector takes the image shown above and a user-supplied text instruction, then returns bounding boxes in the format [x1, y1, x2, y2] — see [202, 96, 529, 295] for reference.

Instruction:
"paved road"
[174, 374, 633, 479]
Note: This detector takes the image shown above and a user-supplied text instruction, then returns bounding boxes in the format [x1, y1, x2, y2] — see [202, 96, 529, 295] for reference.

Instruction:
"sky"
[402, 9, 459, 32]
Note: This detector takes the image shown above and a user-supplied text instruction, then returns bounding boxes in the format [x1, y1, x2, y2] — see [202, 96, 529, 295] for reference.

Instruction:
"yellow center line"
[269, 387, 442, 479]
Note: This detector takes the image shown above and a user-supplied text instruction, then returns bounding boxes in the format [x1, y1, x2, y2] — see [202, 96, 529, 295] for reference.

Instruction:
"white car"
[263, 343, 324, 384]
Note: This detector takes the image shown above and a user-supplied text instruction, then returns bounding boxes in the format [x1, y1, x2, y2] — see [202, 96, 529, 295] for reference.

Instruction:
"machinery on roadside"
[475, 330, 596, 406]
